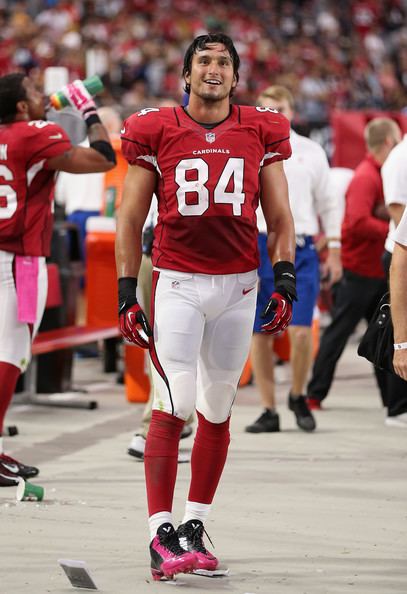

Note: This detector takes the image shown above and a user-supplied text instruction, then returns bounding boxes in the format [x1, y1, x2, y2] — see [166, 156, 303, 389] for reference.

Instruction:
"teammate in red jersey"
[116, 33, 296, 580]
[0, 73, 116, 487]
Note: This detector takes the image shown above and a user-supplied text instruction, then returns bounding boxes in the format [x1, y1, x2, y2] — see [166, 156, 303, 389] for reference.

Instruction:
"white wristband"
[394, 342, 407, 350]
[328, 240, 341, 249]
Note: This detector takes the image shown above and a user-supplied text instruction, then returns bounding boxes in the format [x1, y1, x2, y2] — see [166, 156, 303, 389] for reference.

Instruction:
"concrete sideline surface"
[0, 345, 406, 594]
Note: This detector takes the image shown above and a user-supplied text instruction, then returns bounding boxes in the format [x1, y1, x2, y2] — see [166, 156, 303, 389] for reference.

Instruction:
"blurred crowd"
[1, 0, 406, 124]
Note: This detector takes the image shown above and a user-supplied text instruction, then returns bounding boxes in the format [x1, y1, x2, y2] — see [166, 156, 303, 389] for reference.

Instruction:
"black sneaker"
[0, 454, 39, 479]
[0, 463, 20, 487]
[288, 394, 316, 432]
[149, 522, 196, 580]
[245, 409, 280, 433]
[177, 519, 218, 571]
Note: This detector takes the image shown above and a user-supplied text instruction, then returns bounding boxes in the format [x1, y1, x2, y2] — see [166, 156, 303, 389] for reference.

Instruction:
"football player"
[117, 33, 296, 580]
[0, 73, 116, 487]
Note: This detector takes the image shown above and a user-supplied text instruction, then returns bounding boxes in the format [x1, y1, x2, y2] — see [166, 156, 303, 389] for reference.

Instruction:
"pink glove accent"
[63, 80, 96, 117]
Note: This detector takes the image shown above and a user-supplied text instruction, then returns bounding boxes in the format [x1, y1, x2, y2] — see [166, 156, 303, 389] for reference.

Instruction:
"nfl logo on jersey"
[205, 132, 216, 144]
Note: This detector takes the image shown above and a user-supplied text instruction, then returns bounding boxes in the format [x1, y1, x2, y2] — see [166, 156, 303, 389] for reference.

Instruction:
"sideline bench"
[22, 324, 120, 409]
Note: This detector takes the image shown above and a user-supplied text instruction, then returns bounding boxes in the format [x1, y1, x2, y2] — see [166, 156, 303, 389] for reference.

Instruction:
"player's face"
[186, 43, 237, 102]
[22, 77, 46, 120]
[259, 97, 293, 122]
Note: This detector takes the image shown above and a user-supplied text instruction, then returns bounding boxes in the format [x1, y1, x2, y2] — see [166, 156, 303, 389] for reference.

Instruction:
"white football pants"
[0, 250, 47, 371]
[149, 268, 257, 423]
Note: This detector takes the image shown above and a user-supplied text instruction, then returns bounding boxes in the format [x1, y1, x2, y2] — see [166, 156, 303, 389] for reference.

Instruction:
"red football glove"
[62, 80, 97, 121]
[260, 291, 293, 335]
[119, 302, 152, 349]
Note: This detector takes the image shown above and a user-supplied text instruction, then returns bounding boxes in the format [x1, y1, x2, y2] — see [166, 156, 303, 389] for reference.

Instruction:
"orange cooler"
[85, 231, 117, 326]
[124, 345, 150, 403]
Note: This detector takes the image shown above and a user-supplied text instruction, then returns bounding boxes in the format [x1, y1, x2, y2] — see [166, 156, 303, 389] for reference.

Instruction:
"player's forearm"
[115, 217, 143, 279]
[260, 162, 295, 265]
[267, 214, 296, 265]
[87, 122, 111, 145]
[390, 243, 407, 343]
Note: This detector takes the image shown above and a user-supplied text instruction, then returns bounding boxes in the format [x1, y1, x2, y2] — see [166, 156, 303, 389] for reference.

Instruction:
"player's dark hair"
[182, 33, 240, 96]
[0, 73, 27, 123]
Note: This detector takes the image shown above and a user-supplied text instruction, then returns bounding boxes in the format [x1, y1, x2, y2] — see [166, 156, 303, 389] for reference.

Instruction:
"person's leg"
[245, 333, 279, 432]
[179, 271, 257, 569]
[128, 256, 154, 455]
[251, 333, 276, 409]
[145, 269, 203, 578]
[0, 362, 20, 439]
[246, 233, 279, 432]
[288, 325, 313, 395]
[362, 279, 391, 409]
[0, 253, 47, 484]
[287, 240, 318, 429]
[384, 372, 407, 423]
[379, 251, 407, 424]
[128, 257, 195, 459]
[307, 271, 375, 403]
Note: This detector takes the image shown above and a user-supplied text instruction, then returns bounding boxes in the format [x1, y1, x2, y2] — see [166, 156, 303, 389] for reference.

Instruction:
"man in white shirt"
[245, 85, 342, 434]
[383, 136, 407, 427]
[391, 207, 407, 387]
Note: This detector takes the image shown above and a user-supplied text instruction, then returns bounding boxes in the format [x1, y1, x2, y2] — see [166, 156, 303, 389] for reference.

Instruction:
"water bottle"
[49, 75, 104, 110]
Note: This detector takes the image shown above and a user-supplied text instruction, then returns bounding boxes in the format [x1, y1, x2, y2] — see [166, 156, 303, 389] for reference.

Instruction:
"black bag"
[357, 292, 394, 374]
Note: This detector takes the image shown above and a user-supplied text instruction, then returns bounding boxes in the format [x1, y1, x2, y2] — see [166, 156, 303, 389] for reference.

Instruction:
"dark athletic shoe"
[0, 463, 20, 487]
[288, 394, 316, 432]
[245, 409, 280, 433]
[177, 519, 218, 572]
[0, 454, 39, 479]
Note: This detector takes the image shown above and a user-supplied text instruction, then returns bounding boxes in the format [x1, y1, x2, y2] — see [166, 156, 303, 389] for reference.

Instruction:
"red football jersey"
[121, 105, 291, 274]
[0, 120, 71, 256]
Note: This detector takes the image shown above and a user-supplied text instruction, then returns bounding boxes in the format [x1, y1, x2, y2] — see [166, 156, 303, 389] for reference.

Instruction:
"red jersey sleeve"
[257, 109, 291, 168]
[23, 120, 71, 168]
[121, 108, 162, 172]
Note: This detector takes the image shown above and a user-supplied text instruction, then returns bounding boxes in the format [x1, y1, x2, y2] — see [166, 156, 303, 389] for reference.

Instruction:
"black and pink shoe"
[177, 519, 218, 572]
[149, 523, 196, 580]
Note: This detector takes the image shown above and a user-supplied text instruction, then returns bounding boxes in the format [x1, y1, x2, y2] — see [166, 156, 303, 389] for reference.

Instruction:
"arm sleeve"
[260, 111, 292, 168]
[121, 111, 160, 172]
[313, 148, 342, 237]
[344, 174, 389, 241]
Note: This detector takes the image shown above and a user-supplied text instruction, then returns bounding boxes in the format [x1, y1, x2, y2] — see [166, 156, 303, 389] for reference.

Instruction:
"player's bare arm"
[46, 143, 115, 174]
[390, 242, 407, 380]
[115, 164, 156, 347]
[259, 160, 295, 265]
[47, 79, 116, 174]
[115, 164, 156, 279]
[259, 160, 296, 335]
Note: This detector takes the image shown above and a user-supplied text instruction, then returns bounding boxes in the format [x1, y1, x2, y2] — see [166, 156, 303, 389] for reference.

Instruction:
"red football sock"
[144, 410, 185, 517]
[188, 411, 231, 504]
[0, 362, 21, 434]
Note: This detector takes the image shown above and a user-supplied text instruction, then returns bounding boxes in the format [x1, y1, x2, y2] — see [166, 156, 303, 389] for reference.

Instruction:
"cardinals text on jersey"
[121, 105, 291, 274]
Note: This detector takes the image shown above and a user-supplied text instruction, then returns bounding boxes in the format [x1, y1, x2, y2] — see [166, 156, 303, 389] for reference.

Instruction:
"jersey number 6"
[0, 165, 17, 220]
[175, 157, 245, 216]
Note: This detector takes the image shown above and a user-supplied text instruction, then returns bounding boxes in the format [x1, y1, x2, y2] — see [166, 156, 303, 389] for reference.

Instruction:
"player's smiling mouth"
[204, 79, 222, 85]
